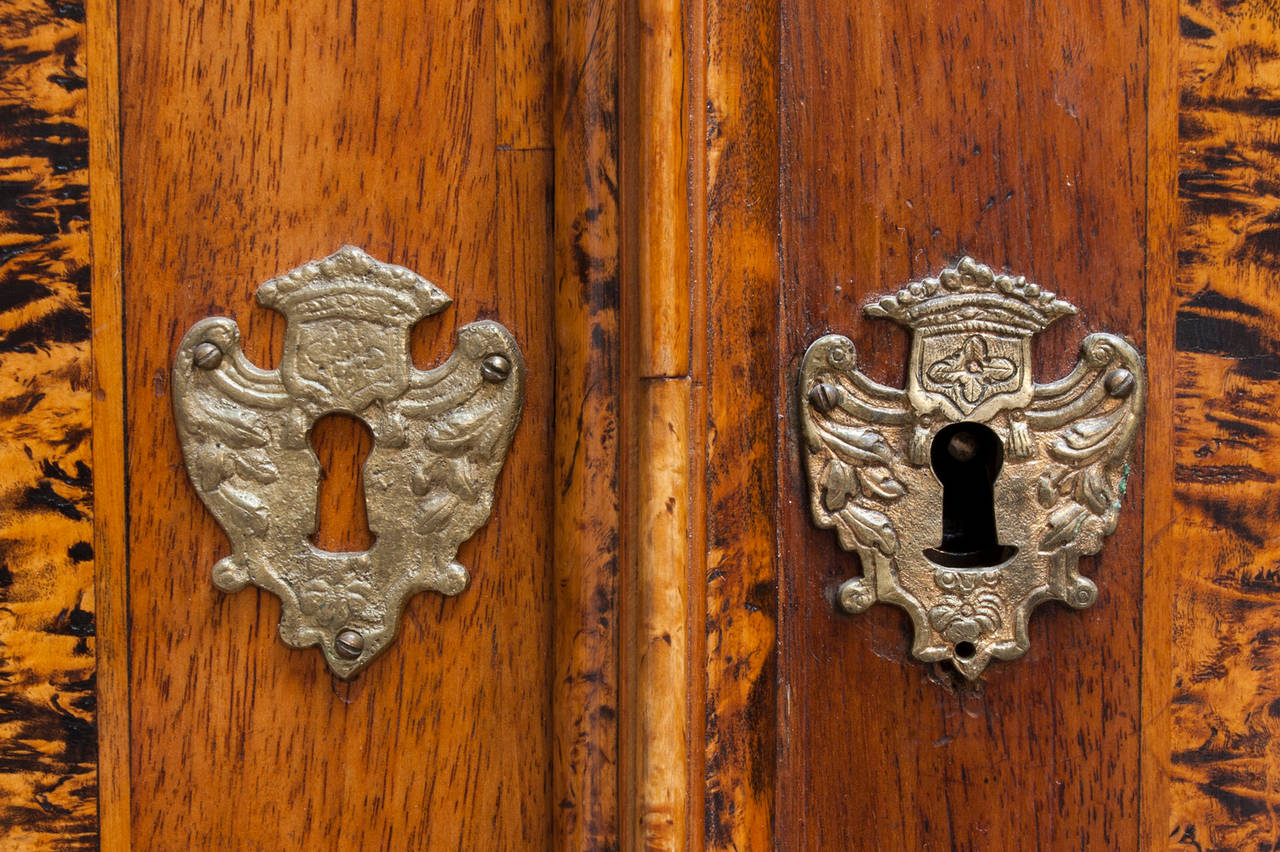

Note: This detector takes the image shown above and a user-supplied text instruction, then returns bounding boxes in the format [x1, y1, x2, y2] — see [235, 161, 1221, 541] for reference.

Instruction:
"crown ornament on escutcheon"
[870, 257, 1079, 430]
[255, 244, 453, 324]
[797, 255, 1145, 678]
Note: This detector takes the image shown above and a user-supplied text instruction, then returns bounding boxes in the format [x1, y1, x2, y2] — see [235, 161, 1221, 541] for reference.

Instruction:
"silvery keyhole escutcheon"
[172, 246, 525, 678]
[798, 257, 1144, 678]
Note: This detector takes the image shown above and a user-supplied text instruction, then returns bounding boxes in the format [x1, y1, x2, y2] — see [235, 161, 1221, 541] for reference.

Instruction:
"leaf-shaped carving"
[820, 459, 858, 511]
[1040, 502, 1087, 553]
[418, 490, 461, 534]
[1081, 467, 1112, 514]
[233, 448, 280, 484]
[834, 503, 897, 555]
[819, 421, 895, 466]
[857, 465, 906, 501]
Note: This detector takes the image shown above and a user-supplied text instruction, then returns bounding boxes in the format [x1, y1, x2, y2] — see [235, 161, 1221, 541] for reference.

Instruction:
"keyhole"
[923, 422, 1018, 569]
[310, 413, 375, 552]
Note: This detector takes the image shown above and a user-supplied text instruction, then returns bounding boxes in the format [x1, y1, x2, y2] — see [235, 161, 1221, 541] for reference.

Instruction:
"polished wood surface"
[0, 2, 97, 846]
[699, 0, 782, 846]
[118, 0, 556, 846]
[774, 1, 1155, 847]
[85, 0, 129, 846]
[551, 0, 622, 848]
[3, 0, 1280, 846]
[1171, 1, 1280, 847]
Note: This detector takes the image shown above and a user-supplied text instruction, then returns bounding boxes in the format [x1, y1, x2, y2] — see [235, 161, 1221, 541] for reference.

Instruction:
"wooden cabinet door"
[1, 0, 1278, 849]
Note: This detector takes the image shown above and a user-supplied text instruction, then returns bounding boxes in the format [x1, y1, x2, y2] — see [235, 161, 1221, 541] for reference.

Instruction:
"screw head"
[480, 354, 511, 383]
[193, 341, 223, 370]
[334, 628, 364, 660]
[947, 432, 980, 462]
[808, 383, 843, 414]
[1104, 368, 1135, 399]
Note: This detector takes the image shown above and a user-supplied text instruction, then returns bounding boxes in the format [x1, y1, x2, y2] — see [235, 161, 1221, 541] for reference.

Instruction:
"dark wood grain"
[551, 0, 622, 849]
[118, 0, 556, 846]
[0, 0, 98, 847]
[775, 1, 1152, 848]
[1170, 2, 1280, 848]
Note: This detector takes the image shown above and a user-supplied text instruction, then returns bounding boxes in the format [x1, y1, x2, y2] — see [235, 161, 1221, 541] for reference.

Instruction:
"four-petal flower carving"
[926, 335, 1017, 405]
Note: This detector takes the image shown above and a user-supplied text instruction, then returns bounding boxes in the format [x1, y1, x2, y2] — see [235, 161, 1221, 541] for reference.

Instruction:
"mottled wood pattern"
[552, 0, 621, 848]
[0, 0, 97, 848]
[1171, 2, 1280, 848]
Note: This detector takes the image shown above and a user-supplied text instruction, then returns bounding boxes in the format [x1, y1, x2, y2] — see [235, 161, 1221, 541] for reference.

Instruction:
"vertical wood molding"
[701, 0, 781, 846]
[0, 0, 99, 845]
[1171, 2, 1280, 847]
[86, 0, 129, 846]
[619, 0, 697, 847]
[553, 1, 622, 849]
[1142, 0, 1179, 847]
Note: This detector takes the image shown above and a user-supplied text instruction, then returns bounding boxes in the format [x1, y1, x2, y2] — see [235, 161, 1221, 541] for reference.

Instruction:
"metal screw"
[335, 628, 364, 660]
[481, 354, 511, 383]
[947, 431, 979, 462]
[1104, 368, 1134, 399]
[193, 341, 223, 370]
[808, 383, 842, 414]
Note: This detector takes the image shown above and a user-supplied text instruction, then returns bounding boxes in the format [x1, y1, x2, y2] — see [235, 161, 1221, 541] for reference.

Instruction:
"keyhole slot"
[923, 422, 1018, 569]
[309, 413, 375, 553]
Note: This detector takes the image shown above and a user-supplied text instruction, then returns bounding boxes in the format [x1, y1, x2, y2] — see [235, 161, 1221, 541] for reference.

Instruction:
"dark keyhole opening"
[310, 413, 375, 552]
[923, 422, 1018, 569]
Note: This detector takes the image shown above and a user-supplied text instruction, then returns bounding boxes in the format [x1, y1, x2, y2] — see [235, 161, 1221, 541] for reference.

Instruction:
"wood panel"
[0, 1, 98, 847]
[775, 1, 1154, 848]
[118, 0, 556, 846]
[1171, 1, 1280, 848]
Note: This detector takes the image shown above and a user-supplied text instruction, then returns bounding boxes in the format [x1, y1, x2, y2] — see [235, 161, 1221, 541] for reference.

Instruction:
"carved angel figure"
[172, 246, 525, 677]
[799, 258, 1144, 678]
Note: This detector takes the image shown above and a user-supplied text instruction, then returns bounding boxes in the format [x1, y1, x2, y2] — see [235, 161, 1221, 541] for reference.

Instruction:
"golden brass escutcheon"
[798, 258, 1144, 678]
[172, 246, 525, 677]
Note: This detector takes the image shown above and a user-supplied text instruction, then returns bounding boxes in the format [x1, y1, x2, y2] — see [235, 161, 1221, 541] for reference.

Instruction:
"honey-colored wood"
[86, 0, 130, 846]
[118, 1, 556, 846]
[625, 0, 690, 378]
[773, 0, 1157, 847]
[6, 0, 1279, 846]
[618, 0, 697, 846]
[699, 0, 781, 846]
[0, 2, 98, 846]
[551, 0, 622, 848]
[1170, 2, 1280, 847]
[626, 379, 691, 851]
[1141, 0, 1178, 847]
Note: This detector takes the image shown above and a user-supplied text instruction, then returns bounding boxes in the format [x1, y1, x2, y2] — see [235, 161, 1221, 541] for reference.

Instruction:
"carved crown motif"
[865, 256, 1077, 338]
[255, 245, 452, 324]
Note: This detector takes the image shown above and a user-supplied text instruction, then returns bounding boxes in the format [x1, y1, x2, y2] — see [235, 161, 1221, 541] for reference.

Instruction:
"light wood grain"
[1170, 2, 1280, 848]
[0, 1, 98, 847]
[118, 0, 556, 846]
[626, 379, 691, 851]
[625, 0, 689, 378]
[86, 0, 130, 846]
